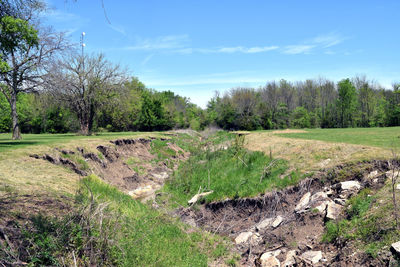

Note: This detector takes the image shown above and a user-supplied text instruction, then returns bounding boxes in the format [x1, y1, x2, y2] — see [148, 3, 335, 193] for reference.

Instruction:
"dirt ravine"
[31, 137, 189, 201]
[179, 160, 394, 266]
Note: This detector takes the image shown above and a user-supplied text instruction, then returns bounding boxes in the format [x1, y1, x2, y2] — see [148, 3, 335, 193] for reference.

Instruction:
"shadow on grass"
[0, 141, 40, 148]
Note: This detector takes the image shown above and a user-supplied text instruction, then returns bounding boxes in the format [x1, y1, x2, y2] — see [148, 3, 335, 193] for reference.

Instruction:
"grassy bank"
[163, 132, 298, 205]
[322, 185, 400, 257]
[276, 127, 400, 149]
[6, 175, 233, 266]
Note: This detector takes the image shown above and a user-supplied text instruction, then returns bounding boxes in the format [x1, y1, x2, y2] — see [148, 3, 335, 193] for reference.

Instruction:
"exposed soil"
[0, 193, 73, 266]
[31, 138, 189, 201]
[178, 160, 394, 266]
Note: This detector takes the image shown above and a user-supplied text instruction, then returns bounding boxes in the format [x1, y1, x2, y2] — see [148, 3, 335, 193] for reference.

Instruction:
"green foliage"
[291, 106, 311, 128]
[22, 214, 85, 266]
[322, 189, 383, 252]
[77, 175, 227, 266]
[13, 174, 232, 266]
[0, 16, 38, 71]
[150, 138, 176, 161]
[337, 79, 358, 128]
[163, 133, 289, 205]
[0, 92, 10, 132]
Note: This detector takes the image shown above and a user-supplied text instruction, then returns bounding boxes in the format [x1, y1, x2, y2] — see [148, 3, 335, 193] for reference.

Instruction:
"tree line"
[1, 1, 399, 139]
[207, 77, 400, 130]
[0, 0, 206, 138]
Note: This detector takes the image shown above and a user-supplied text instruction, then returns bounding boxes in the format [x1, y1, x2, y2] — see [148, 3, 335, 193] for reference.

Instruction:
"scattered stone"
[260, 254, 280, 267]
[313, 200, 330, 213]
[262, 249, 282, 257]
[260, 250, 281, 267]
[300, 250, 322, 264]
[386, 170, 400, 179]
[311, 191, 328, 202]
[250, 232, 263, 246]
[257, 217, 275, 231]
[128, 185, 153, 199]
[272, 216, 283, 228]
[367, 170, 379, 179]
[187, 191, 213, 205]
[326, 201, 342, 220]
[340, 181, 361, 191]
[283, 250, 297, 266]
[235, 231, 253, 244]
[295, 192, 311, 212]
[391, 241, 400, 257]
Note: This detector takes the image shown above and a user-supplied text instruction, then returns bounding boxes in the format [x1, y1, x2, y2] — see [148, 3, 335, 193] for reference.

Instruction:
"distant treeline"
[207, 77, 400, 130]
[0, 77, 206, 134]
[0, 76, 399, 133]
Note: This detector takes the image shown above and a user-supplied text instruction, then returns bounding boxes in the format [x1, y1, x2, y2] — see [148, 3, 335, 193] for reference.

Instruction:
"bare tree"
[0, 2, 68, 139]
[45, 52, 127, 135]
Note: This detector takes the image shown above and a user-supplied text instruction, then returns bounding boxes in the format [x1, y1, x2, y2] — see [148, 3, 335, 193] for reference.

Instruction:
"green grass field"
[276, 127, 400, 149]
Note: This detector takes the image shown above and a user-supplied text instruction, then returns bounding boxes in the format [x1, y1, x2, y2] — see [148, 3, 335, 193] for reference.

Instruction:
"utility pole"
[80, 32, 86, 70]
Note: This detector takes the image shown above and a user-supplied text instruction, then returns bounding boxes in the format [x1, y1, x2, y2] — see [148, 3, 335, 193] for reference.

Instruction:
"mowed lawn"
[276, 127, 400, 149]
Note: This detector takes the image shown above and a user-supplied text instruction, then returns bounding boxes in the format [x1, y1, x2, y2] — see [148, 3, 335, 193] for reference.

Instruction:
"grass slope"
[163, 133, 297, 205]
[276, 127, 400, 149]
[78, 176, 229, 266]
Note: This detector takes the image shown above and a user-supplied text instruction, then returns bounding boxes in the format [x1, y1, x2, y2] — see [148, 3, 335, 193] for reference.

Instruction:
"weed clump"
[2, 175, 231, 266]
[163, 132, 293, 205]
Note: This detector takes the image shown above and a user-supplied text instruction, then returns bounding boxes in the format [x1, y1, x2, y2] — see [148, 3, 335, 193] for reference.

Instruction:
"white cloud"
[283, 45, 315, 54]
[124, 35, 190, 51]
[123, 32, 345, 56]
[43, 9, 89, 36]
[216, 46, 278, 54]
[312, 33, 345, 48]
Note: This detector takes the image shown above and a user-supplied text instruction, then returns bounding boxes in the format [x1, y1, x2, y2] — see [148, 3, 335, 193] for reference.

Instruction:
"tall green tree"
[0, 1, 66, 139]
[337, 79, 357, 128]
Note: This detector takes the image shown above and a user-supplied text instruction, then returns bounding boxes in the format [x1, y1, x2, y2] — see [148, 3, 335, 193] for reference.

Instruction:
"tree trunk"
[10, 91, 21, 140]
[80, 120, 90, 135]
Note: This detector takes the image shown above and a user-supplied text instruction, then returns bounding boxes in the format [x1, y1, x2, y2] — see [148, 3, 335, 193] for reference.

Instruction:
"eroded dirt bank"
[31, 137, 189, 201]
[179, 160, 396, 266]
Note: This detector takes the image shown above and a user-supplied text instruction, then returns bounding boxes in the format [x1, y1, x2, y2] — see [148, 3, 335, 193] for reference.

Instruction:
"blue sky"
[44, 0, 400, 108]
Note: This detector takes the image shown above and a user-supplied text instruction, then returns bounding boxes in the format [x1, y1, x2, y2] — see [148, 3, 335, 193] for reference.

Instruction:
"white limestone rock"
[340, 181, 361, 191]
[235, 231, 253, 244]
[295, 192, 311, 212]
[326, 201, 342, 220]
[300, 250, 322, 264]
[272, 216, 283, 228]
[257, 217, 275, 231]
